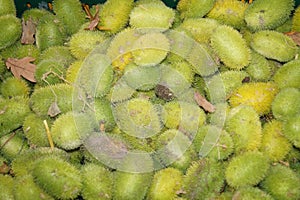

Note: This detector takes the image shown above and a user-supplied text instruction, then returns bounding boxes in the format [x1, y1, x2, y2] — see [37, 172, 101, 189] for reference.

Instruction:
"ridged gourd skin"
[177, 0, 215, 19]
[147, 167, 183, 200]
[32, 156, 82, 200]
[0, 0, 16, 16]
[129, 1, 175, 30]
[261, 165, 300, 200]
[183, 158, 225, 199]
[229, 82, 279, 115]
[23, 114, 50, 147]
[210, 25, 251, 70]
[0, 77, 29, 98]
[292, 6, 300, 31]
[260, 120, 292, 162]
[14, 175, 54, 200]
[52, 0, 85, 35]
[0, 97, 30, 137]
[225, 151, 270, 188]
[69, 30, 107, 59]
[29, 84, 74, 117]
[225, 105, 262, 153]
[0, 14, 22, 50]
[271, 87, 300, 121]
[273, 60, 300, 89]
[207, 0, 248, 29]
[284, 115, 300, 148]
[81, 163, 113, 200]
[250, 30, 298, 62]
[232, 187, 274, 200]
[98, 0, 134, 34]
[245, 0, 294, 31]
[0, 175, 14, 200]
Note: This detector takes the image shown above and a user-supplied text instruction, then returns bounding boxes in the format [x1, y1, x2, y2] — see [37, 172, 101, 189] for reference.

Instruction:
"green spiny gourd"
[273, 59, 300, 89]
[179, 18, 220, 44]
[225, 151, 270, 188]
[69, 30, 107, 59]
[183, 158, 225, 199]
[0, 132, 29, 161]
[229, 82, 279, 115]
[284, 114, 300, 148]
[162, 101, 206, 132]
[0, 96, 30, 136]
[207, 0, 248, 29]
[113, 97, 162, 138]
[110, 79, 136, 103]
[132, 32, 170, 67]
[23, 113, 50, 147]
[0, 14, 21, 50]
[176, 0, 215, 19]
[11, 147, 68, 177]
[225, 105, 262, 153]
[38, 46, 75, 67]
[250, 30, 297, 62]
[14, 174, 54, 200]
[66, 60, 83, 83]
[0, 0, 16, 16]
[0, 77, 29, 98]
[51, 112, 87, 150]
[164, 59, 195, 84]
[193, 125, 234, 161]
[124, 64, 161, 91]
[232, 187, 274, 200]
[170, 146, 198, 173]
[260, 120, 292, 162]
[29, 83, 74, 117]
[271, 87, 300, 120]
[52, 0, 85, 35]
[210, 25, 251, 70]
[35, 16, 66, 51]
[261, 164, 300, 200]
[81, 163, 113, 200]
[245, 0, 294, 30]
[147, 167, 183, 200]
[14, 44, 40, 61]
[35, 59, 67, 86]
[129, 1, 175, 30]
[292, 6, 300, 31]
[98, 0, 134, 34]
[0, 175, 14, 200]
[21, 8, 53, 24]
[94, 98, 116, 132]
[246, 51, 272, 81]
[32, 156, 82, 200]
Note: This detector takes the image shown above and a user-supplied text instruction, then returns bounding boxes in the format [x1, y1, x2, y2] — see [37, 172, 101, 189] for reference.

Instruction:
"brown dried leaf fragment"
[0, 162, 10, 174]
[21, 18, 36, 44]
[84, 4, 100, 31]
[47, 101, 61, 117]
[6, 57, 36, 82]
[194, 91, 215, 113]
[285, 31, 300, 46]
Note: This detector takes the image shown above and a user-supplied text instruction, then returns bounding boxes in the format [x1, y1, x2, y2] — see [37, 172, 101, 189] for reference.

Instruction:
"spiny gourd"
[176, 0, 215, 19]
[32, 156, 82, 199]
[292, 6, 300, 31]
[225, 151, 270, 188]
[0, 0, 16, 16]
[245, 0, 294, 30]
[284, 114, 300, 148]
[210, 25, 251, 70]
[0, 14, 22, 50]
[0, 175, 14, 200]
[273, 59, 300, 89]
[207, 0, 248, 29]
[66, 60, 83, 83]
[0, 77, 29, 98]
[229, 82, 279, 115]
[38, 46, 75, 67]
[232, 187, 274, 200]
[94, 98, 116, 132]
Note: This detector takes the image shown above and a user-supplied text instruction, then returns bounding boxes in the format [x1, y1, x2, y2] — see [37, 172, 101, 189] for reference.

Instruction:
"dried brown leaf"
[84, 4, 100, 31]
[21, 18, 36, 44]
[6, 57, 36, 82]
[48, 101, 61, 117]
[0, 162, 10, 174]
[194, 91, 215, 113]
[285, 31, 300, 46]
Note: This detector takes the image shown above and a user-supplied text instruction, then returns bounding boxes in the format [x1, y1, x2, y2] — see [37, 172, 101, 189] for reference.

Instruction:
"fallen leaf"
[194, 91, 215, 113]
[48, 101, 61, 117]
[6, 57, 36, 82]
[21, 18, 36, 44]
[0, 162, 10, 174]
[285, 31, 300, 46]
[84, 4, 100, 31]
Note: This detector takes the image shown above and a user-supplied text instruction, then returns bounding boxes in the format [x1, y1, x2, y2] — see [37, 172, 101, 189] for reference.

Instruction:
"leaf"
[6, 57, 36, 82]
[47, 101, 61, 117]
[285, 31, 300, 46]
[0, 162, 10, 174]
[194, 91, 215, 113]
[21, 18, 36, 44]
[84, 4, 100, 31]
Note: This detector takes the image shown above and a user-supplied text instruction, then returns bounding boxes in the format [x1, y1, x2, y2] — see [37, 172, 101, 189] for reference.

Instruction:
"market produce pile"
[1, 0, 300, 199]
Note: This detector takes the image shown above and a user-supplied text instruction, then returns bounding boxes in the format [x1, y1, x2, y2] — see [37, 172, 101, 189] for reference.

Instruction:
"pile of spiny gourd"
[0, 0, 300, 199]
